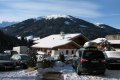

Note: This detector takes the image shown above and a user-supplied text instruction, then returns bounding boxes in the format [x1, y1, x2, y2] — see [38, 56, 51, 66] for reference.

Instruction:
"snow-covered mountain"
[0, 21, 17, 27]
[2, 15, 120, 40]
[95, 23, 105, 28]
[37, 14, 71, 20]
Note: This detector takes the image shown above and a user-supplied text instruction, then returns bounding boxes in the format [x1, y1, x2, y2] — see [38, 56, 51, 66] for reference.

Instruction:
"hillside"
[0, 21, 16, 27]
[0, 30, 33, 52]
[2, 15, 120, 40]
[0, 30, 20, 52]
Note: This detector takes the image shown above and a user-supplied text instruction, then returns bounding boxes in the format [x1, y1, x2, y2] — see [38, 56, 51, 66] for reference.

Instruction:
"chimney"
[60, 31, 65, 39]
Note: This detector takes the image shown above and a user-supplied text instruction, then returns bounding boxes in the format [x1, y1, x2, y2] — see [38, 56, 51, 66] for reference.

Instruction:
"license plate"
[91, 60, 99, 63]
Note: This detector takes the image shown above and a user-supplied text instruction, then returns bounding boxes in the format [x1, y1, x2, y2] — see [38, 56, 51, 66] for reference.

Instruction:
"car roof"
[13, 54, 28, 56]
[104, 51, 120, 58]
[105, 51, 120, 54]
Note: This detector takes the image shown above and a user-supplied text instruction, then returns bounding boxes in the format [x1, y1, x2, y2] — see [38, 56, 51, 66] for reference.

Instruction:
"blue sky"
[0, 0, 120, 29]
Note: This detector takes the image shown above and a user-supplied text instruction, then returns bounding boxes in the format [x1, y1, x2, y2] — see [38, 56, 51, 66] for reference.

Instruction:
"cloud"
[107, 13, 120, 16]
[0, 0, 102, 21]
[99, 13, 120, 18]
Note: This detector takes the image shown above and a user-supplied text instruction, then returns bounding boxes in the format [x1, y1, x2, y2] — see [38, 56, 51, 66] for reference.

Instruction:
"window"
[72, 50, 74, 54]
[83, 51, 104, 59]
[66, 50, 68, 55]
[79, 51, 82, 57]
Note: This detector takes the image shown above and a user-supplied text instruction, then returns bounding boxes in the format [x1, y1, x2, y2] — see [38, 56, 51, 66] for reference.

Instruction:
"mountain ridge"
[2, 15, 120, 40]
[0, 21, 17, 27]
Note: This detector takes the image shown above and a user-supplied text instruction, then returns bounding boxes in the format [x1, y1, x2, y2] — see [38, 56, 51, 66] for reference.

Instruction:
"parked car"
[11, 54, 30, 69]
[104, 51, 120, 69]
[0, 54, 16, 70]
[72, 47, 106, 75]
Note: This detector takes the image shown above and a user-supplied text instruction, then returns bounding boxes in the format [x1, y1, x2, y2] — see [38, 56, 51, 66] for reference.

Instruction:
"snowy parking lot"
[62, 65, 120, 80]
[0, 63, 120, 80]
[0, 69, 38, 80]
[37, 61, 120, 80]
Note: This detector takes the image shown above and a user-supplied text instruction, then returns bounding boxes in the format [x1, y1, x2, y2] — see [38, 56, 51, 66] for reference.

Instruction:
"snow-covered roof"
[108, 40, 120, 44]
[91, 38, 107, 44]
[34, 33, 81, 43]
[32, 39, 71, 48]
[32, 33, 81, 48]
[33, 37, 40, 41]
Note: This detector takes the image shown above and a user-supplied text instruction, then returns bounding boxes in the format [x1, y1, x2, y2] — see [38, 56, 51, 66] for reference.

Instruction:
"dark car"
[104, 51, 120, 69]
[11, 54, 30, 69]
[0, 54, 16, 70]
[72, 47, 106, 75]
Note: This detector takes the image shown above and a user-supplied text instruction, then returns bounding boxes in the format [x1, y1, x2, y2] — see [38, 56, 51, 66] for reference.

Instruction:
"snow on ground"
[1, 61, 120, 80]
[38, 61, 120, 80]
[39, 62, 120, 80]
[0, 69, 38, 80]
[57, 64, 120, 80]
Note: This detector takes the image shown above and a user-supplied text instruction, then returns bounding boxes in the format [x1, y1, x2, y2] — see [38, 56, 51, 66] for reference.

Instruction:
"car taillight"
[101, 60, 106, 63]
[16, 61, 20, 65]
[80, 58, 88, 62]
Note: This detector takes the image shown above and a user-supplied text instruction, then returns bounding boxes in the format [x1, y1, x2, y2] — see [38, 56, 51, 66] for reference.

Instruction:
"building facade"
[32, 33, 88, 58]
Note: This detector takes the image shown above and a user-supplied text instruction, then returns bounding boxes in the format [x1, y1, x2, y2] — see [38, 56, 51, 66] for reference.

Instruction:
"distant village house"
[32, 32, 88, 58]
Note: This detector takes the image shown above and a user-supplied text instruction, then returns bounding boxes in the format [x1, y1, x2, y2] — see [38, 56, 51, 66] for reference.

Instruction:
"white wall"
[13, 47, 20, 54]
[51, 50, 59, 56]
[13, 46, 29, 54]
[115, 48, 120, 51]
[36, 49, 78, 61]
[57, 49, 77, 56]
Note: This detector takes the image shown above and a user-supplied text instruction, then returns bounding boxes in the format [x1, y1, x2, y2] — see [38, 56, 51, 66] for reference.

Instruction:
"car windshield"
[83, 51, 104, 59]
[20, 55, 29, 60]
[0, 55, 11, 60]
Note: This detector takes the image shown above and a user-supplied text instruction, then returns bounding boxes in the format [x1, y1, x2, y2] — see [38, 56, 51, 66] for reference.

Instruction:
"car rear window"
[83, 51, 105, 59]
[21, 55, 29, 60]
